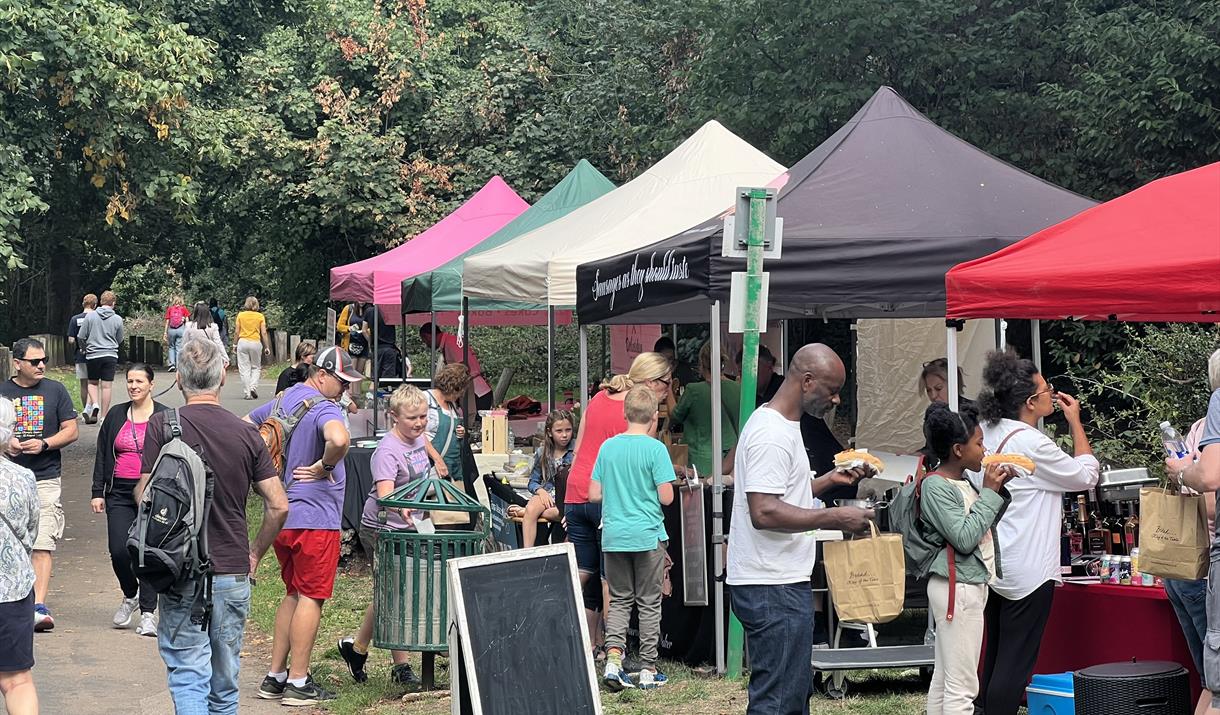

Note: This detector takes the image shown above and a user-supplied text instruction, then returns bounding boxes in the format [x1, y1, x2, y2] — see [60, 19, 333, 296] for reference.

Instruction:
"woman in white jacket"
[969, 349, 1099, 715]
[182, 301, 230, 367]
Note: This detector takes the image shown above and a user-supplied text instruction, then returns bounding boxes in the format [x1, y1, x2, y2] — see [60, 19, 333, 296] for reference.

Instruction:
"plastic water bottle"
[1159, 421, 1188, 459]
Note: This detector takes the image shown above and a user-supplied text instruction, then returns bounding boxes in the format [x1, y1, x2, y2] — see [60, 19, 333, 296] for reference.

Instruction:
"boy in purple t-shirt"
[247, 347, 360, 705]
[339, 385, 441, 685]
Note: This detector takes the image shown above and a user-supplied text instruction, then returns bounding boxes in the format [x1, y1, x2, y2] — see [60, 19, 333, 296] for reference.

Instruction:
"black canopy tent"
[576, 86, 1096, 326]
[573, 86, 1096, 674]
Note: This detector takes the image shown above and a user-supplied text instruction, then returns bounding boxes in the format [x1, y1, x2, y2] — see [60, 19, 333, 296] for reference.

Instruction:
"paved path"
[3, 367, 288, 715]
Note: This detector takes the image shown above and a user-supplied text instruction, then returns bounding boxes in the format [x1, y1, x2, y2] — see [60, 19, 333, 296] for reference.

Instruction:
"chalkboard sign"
[449, 543, 601, 715]
[679, 484, 709, 606]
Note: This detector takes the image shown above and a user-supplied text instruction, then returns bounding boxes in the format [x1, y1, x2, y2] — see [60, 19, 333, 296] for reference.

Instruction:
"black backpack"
[127, 409, 216, 629]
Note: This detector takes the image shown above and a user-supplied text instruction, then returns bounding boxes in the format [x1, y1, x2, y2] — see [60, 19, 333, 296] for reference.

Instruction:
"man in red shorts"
[247, 346, 359, 706]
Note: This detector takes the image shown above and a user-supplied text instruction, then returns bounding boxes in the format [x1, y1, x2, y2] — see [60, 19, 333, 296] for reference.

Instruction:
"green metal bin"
[371, 477, 487, 687]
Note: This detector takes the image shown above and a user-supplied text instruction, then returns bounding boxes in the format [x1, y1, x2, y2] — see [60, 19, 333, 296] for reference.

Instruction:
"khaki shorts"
[74, 362, 88, 380]
[34, 478, 65, 551]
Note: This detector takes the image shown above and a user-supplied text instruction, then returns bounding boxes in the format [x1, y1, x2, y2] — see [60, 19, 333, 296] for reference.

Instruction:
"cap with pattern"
[315, 346, 363, 382]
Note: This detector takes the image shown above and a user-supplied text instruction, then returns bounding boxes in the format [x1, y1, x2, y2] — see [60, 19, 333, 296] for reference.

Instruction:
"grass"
[43, 367, 83, 410]
[244, 500, 929, 714]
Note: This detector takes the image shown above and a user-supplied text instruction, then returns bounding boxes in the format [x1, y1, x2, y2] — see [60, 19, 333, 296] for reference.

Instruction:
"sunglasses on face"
[16, 357, 47, 366]
[652, 376, 672, 387]
[1030, 383, 1056, 399]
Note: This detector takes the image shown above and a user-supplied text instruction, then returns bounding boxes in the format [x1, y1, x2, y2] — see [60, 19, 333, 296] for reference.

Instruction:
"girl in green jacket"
[921, 402, 1016, 715]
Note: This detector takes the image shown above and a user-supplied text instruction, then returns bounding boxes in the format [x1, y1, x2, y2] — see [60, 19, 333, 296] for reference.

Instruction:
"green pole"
[726, 187, 770, 678]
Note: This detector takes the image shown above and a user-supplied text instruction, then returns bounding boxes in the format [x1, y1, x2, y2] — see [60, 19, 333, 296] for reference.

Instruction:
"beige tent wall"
[854, 319, 995, 453]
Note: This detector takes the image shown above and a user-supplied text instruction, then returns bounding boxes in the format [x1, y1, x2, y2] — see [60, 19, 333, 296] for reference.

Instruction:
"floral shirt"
[0, 459, 39, 603]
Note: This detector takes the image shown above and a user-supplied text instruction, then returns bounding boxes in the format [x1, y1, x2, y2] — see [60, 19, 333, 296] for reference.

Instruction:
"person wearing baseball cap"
[246, 345, 360, 705]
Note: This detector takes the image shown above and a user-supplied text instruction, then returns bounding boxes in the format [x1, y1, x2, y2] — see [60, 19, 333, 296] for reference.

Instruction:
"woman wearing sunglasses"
[969, 349, 1099, 715]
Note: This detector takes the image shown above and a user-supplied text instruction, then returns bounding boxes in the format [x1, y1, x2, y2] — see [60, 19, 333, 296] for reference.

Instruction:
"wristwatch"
[322, 462, 336, 472]
[39, 439, 48, 453]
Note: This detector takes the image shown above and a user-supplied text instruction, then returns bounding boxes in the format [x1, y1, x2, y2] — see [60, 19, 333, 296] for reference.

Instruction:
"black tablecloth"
[658, 486, 732, 666]
[343, 447, 375, 531]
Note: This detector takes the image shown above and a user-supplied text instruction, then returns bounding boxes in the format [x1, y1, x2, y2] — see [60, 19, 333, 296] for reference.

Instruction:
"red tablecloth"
[1034, 581, 1200, 697]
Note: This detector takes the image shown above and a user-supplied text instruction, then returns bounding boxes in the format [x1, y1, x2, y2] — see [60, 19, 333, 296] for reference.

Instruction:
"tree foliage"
[1, 0, 1218, 342]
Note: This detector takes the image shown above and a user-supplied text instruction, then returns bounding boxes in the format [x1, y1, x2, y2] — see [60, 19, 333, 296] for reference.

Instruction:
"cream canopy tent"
[461, 120, 785, 307]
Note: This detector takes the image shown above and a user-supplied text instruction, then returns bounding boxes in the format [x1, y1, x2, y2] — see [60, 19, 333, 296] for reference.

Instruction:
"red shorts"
[273, 529, 341, 600]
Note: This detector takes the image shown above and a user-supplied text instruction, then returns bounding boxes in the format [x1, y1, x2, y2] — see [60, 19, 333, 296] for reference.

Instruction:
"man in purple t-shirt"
[247, 346, 360, 706]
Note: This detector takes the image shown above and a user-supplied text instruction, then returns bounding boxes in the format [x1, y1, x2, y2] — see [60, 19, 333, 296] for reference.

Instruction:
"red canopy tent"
[946, 162, 1220, 322]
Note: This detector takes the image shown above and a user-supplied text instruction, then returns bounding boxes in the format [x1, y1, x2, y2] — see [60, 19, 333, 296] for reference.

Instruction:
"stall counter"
[1034, 581, 1200, 698]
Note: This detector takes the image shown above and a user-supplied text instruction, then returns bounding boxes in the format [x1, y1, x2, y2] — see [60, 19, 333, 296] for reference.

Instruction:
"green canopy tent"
[401, 159, 615, 402]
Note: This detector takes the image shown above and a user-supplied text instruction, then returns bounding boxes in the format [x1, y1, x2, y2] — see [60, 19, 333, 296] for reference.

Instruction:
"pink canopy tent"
[329, 176, 529, 316]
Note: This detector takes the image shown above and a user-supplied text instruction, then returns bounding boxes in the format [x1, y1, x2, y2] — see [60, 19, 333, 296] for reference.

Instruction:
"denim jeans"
[167, 324, 186, 365]
[1165, 577, 1206, 677]
[730, 582, 815, 715]
[158, 574, 251, 715]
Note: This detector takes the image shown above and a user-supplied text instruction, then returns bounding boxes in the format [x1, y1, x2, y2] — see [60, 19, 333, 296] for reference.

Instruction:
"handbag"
[1138, 486, 1209, 580]
[427, 397, 470, 527]
[823, 521, 906, 624]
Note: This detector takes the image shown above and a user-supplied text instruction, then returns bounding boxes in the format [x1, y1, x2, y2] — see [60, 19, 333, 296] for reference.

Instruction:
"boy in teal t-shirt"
[590, 385, 677, 691]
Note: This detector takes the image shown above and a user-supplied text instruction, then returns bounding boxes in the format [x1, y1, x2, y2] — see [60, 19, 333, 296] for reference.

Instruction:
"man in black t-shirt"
[137, 337, 287, 711]
[66, 293, 97, 419]
[738, 345, 785, 407]
[362, 305, 409, 379]
[2, 337, 79, 631]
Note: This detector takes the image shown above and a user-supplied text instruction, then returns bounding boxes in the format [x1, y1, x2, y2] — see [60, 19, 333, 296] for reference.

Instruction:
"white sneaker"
[112, 597, 139, 628]
[135, 611, 158, 637]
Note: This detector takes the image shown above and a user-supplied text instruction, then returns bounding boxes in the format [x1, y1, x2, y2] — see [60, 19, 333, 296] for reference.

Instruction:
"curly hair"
[977, 349, 1040, 424]
[435, 362, 471, 397]
[923, 402, 980, 462]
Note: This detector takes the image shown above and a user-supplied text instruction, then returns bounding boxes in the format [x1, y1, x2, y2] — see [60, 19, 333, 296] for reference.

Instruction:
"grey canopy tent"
[576, 86, 1096, 325]
[573, 85, 1096, 674]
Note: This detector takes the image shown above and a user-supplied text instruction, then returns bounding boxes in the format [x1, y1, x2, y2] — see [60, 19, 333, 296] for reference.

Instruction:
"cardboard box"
[481, 409, 510, 455]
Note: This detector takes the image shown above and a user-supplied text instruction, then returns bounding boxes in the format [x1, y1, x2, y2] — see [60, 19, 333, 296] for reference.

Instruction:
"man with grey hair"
[137, 338, 288, 713]
[727, 343, 875, 715]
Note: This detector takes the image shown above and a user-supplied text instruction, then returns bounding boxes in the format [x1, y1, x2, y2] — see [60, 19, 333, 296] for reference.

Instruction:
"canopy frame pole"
[462, 297, 472, 426]
[996, 318, 1006, 351]
[779, 319, 788, 374]
[372, 306, 380, 433]
[1031, 319, 1042, 371]
[1032, 318, 1043, 429]
[710, 299, 725, 675]
[400, 309, 408, 378]
[579, 326, 589, 411]
[429, 310, 437, 385]
[548, 306, 556, 410]
[946, 320, 964, 412]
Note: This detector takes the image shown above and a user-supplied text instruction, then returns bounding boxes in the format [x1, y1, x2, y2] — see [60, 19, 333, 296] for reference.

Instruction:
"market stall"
[401, 159, 616, 407]
[574, 85, 1095, 673]
[329, 176, 529, 428]
[945, 161, 1220, 697]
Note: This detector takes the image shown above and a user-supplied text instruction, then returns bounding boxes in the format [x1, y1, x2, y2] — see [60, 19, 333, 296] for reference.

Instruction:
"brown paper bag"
[1139, 487, 1209, 580]
[823, 522, 906, 624]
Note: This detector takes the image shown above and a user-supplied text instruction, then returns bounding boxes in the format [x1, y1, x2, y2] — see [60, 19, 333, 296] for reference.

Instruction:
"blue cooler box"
[1026, 672, 1075, 715]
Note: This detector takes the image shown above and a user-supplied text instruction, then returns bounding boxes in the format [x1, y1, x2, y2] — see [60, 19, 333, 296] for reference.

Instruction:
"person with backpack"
[208, 297, 228, 347]
[89, 364, 170, 637]
[183, 301, 230, 367]
[134, 337, 288, 714]
[247, 346, 360, 706]
[78, 290, 125, 423]
[162, 294, 190, 371]
[968, 349, 1098, 715]
[915, 402, 1015, 715]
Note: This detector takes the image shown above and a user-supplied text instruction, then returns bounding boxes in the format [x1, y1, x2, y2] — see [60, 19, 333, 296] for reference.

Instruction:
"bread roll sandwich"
[833, 449, 886, 476]
[982, 453, 1035, 476]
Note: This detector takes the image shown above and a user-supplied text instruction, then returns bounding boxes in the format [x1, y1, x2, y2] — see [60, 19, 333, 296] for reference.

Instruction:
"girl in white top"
[967, 349, 1099, 715]
[182, 301, 230, 366]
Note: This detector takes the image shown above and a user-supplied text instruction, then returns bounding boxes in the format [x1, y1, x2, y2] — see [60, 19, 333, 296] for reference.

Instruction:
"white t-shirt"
[727, 407, 817, 585]
[966, 418, 1100, 600]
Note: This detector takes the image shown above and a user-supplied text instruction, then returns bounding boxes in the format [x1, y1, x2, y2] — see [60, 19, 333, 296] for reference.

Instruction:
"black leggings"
[978, 580, 1055, 715]
[106, 480, 157, 613]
